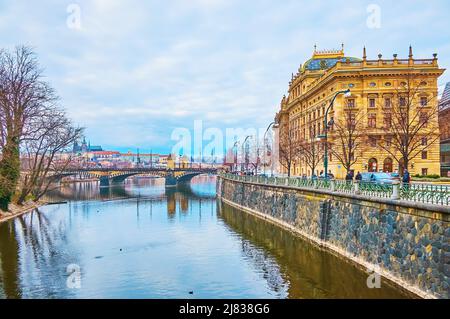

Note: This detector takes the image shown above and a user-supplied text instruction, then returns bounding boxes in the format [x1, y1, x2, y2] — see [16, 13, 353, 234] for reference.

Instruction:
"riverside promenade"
[218, 174, 450, 299]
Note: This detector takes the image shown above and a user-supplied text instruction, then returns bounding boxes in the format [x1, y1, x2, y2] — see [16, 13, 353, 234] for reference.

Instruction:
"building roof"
[92, 151, 120, 155]
[89, 146, 103, 152]
[440, 82, 450, 110]
[301, 47, 361, 72]
[302, 56, 361, 71]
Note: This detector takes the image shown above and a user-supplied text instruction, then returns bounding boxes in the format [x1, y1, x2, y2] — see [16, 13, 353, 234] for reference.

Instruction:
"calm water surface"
[0, 176, 412, 299]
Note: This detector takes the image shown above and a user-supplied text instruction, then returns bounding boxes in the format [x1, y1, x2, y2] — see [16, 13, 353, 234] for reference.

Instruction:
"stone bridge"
[49, 168, 218, 187]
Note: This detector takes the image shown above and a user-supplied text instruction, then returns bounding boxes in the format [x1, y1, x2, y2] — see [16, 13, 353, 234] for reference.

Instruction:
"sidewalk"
[0, 201, 46, 224]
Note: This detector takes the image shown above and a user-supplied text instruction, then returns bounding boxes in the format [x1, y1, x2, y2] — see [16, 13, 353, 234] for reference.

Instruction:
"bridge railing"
[62, 168, 218, 173]
[220, 173, 450, 206]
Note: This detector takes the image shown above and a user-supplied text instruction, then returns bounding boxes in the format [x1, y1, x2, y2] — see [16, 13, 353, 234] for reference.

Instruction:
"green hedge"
[413, 174, 441, 179]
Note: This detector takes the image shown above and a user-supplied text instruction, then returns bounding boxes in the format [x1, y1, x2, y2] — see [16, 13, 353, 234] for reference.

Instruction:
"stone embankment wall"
[217, 176, 450, 299]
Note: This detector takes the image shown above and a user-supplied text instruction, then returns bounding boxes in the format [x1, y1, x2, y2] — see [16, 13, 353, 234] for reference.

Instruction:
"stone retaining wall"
[217, 176, 450, 299]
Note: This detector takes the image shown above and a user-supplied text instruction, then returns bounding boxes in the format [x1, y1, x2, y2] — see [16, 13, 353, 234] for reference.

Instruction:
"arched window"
[368, 158, 378, 172]
[383, 158, 393, 173]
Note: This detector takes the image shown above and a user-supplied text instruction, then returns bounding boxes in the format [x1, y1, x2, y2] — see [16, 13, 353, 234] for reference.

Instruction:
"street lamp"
[241, 135, 251, 174]
[321, 89, 351, 179]
[232, 141, 239, 173]
[263, 122, 276, 176]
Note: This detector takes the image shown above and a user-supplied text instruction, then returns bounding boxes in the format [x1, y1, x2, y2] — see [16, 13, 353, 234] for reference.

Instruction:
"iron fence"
[220, 173, 450, 206]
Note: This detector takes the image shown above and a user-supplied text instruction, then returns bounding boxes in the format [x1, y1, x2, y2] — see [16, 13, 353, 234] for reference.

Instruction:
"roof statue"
[301, 44, 361, 72]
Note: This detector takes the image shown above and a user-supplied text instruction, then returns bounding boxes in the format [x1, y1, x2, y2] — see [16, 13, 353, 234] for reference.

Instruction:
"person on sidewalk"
[345, 171, 354, 181]
[403, 169, 411, 190]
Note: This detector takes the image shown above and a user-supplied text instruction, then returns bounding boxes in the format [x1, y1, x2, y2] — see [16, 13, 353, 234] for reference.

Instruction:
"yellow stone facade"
[276, 46, 445, 179]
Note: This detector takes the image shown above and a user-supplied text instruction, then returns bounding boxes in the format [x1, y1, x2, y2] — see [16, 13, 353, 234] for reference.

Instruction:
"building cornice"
[285, 66, 445, 112]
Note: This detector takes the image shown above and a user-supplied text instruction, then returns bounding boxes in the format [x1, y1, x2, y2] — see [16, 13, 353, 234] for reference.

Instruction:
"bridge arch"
[53, 168, 217, 187]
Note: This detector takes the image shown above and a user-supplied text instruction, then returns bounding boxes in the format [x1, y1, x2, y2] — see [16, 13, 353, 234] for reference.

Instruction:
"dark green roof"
[303, 57, 361, 71]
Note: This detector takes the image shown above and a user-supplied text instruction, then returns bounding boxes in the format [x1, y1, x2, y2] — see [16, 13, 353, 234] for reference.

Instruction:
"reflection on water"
[218, 203, 413, 299]
[0, 176, 411, 299]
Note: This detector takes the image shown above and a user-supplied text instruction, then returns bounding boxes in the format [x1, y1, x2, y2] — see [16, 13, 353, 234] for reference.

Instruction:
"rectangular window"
[385, 137, 392, 147]
[420, 97, 428, 107]
[399, 97, 406, 107]
[422, 137, 428, 146]
[347, 99, 355, 108]
[384, 114, 392, 129]
[347, 114, 356, 130]
[422, 168, 428, 176]
[368, 114, 377, 128]
[422, 151, 428, 160]
[369, 98, 376, 108]
[384, 98, 391, 108]
[369, 136, 377, 147]
[420, 112, 429, 127]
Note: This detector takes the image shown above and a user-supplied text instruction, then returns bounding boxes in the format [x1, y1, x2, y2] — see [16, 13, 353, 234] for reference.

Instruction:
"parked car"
[318, 175, 334, 181]
[361, 172, 399, 185]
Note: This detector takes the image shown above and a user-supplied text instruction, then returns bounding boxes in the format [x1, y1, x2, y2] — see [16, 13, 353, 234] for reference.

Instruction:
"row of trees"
[278, 74, 440, 177]
[0, 46, 82, 211]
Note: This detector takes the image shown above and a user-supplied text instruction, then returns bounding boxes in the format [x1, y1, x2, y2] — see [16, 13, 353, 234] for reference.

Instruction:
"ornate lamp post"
[263, 122, 276, 176]
[241, 135, 251, 174]
[318, 89, 351, 179]
[232, 141, 239, 173]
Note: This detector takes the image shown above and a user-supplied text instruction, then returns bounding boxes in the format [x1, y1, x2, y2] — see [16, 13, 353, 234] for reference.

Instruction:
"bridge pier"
[165, 174, 178, 187]
[99, 176, 110, 187]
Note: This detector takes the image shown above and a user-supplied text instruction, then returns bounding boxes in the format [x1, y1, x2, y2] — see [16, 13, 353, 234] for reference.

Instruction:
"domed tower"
[81, 137, 88, 153]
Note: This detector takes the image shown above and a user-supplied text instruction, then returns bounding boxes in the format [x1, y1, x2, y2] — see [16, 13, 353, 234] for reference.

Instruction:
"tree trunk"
[0, 138, 20, 211]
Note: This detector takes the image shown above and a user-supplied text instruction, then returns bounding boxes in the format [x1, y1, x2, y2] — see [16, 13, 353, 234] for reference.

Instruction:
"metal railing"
[220, 173, 450, 206]
[400, 184, 450, 205]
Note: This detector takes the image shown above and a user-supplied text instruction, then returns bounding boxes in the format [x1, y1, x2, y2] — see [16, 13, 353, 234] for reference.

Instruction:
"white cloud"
[0, 0, 449, 152]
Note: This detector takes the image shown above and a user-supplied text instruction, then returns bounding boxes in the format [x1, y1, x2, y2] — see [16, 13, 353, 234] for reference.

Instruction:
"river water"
[0, 176, 411, 299]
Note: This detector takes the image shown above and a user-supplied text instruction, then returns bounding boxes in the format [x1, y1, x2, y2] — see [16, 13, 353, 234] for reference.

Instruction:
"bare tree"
[377, 74, 440, 173]
[247, 138, 263, 175]
[17, 110, 82, 204]
[278, 128, 301, 177]
[298, 138, 324, 177]
[0, 46, 81, 210]
[0, 46, 58, 210]
[329, 107, 366, 174]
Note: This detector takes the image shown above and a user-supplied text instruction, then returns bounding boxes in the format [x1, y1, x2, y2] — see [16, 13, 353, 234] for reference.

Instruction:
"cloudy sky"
[1, 0, 449, 154]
